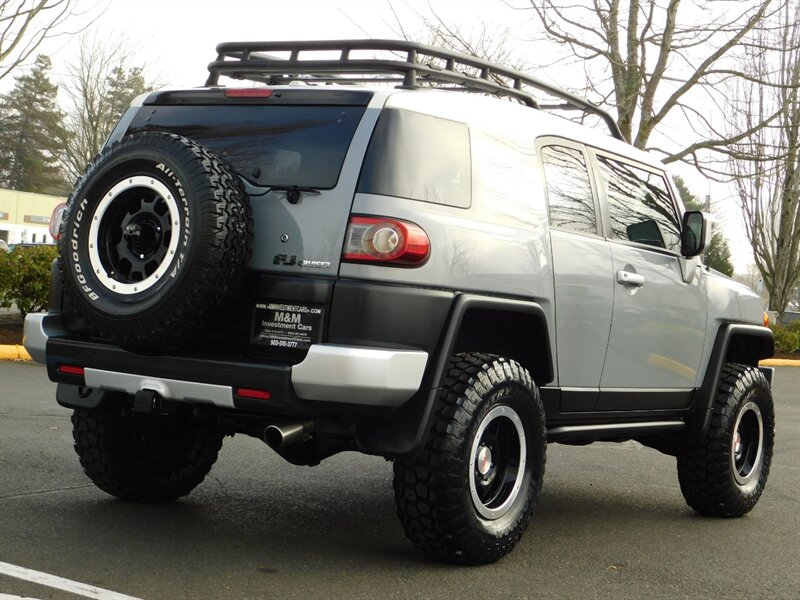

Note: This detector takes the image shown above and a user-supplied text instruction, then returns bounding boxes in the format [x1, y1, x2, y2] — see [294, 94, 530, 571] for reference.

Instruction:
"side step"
[547, 420, 685, 442]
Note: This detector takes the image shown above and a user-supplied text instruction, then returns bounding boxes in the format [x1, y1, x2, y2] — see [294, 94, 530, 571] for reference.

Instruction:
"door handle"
[616, 270, 645, 287]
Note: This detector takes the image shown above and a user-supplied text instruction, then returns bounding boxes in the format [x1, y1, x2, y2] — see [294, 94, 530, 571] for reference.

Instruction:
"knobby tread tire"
[59, 132, 253, 350]
[393, 353, 546, 565]
[72, 405, 224, 502]
[677, 363, 774, 517]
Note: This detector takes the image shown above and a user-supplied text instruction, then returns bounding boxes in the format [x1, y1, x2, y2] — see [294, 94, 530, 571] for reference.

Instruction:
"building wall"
[0, 188, 66, 245]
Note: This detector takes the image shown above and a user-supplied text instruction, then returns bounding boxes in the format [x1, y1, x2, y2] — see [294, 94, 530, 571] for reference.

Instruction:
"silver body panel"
[23, 313, 65, 364]
[291, 344, 428, 406]
[600, 243, 708, 389]
[84, 369, 236, 408]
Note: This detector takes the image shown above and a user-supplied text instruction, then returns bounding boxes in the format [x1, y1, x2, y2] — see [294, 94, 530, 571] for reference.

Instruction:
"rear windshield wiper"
[266, 185, 321, 204]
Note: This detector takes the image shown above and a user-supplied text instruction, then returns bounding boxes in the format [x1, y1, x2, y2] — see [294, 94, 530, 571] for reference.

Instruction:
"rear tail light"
[49, 202, 67, 240]
[342, 216, 430, 266]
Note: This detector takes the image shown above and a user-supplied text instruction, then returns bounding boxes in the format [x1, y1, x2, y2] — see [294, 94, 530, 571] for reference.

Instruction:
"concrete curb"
[0, 344, 31, 361]
[759, 358, 800, 367]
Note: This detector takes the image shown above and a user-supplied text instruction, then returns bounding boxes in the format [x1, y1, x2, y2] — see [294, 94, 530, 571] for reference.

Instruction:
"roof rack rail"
[206, 40, 624, 141]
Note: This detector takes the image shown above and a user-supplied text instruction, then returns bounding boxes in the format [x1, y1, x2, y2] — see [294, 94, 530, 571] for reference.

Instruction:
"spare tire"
[59, 132, 253, 350]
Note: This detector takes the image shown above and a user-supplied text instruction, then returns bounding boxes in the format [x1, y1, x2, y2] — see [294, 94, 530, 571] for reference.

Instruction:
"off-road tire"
[59, 132, 253, 351]
[677, 363, 774, 517]
[393, 353, 546, 565]
[72, 404, 224, 502]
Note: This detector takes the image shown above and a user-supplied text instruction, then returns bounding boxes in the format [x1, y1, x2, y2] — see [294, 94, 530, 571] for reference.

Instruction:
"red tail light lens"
[58, 364, 85, 376]
[236, 388, 271, 400]
[225, 88, 273, 98]
[342, 216, 430, 266]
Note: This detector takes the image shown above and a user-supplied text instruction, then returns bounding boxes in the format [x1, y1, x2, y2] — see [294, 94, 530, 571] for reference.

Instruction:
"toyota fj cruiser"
[24, 40, 775, 565]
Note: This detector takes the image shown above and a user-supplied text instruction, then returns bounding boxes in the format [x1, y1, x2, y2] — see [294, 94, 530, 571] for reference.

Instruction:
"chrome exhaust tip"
[263, 421, 313, 448]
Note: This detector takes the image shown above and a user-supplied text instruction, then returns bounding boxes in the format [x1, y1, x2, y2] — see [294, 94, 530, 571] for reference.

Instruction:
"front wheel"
[677, 363, 774, 517]
[393, 353, 546, 565]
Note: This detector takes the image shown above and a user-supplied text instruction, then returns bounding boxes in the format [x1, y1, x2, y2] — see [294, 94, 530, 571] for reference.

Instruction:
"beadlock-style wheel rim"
[87, 176, 181, 295]
[732, 401, 764, 487]
[469, 405, 527, 520]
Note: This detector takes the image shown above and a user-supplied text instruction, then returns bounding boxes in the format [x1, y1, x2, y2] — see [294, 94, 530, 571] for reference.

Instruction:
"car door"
[590, 150, 707, 410]
[539, 140, 614, 411]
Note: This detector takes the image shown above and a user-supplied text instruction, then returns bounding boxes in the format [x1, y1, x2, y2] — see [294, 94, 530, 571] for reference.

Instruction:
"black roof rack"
[206, 40, 624, 141]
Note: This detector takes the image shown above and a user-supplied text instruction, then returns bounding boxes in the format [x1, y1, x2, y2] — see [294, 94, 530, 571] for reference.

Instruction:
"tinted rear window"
[357, 108, 471, 208]
[127, 105, 366, 189]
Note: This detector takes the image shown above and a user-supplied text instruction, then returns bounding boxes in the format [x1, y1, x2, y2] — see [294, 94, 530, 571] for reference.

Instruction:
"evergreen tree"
[0, 54, 67, 193]
[106, 66, 147, 125]
[672, 176, 735, 277]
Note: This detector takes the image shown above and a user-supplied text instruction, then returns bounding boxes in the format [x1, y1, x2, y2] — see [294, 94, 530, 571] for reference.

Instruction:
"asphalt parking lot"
[1, 361, 798, 599]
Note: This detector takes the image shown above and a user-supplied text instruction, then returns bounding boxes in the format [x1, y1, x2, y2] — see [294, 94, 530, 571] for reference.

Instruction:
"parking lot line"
[0, 561, 141, 600]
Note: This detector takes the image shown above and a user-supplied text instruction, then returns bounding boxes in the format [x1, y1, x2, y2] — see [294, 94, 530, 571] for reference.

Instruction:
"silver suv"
[24, 40, 775, 565]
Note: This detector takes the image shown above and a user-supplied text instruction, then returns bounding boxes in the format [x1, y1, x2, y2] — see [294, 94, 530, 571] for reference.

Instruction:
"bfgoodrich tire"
[393, 353, 546, 565]
[677, 363, 774, 517]
[72, 403, 224, 502]
[59, 132, 252, 350]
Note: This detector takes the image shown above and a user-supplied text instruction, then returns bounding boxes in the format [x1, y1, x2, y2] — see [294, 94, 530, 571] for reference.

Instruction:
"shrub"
[770, 323, 800, 355]
[0, 245, 58, 318]
[785, 319, 800, 334]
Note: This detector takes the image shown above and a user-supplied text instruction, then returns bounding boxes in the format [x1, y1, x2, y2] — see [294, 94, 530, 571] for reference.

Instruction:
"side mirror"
[681, 211, 711, 257]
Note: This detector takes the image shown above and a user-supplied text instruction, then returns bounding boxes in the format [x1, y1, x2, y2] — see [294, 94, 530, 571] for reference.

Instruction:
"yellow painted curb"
[760, 358, 800, 367]
[0, 344, 31, 361]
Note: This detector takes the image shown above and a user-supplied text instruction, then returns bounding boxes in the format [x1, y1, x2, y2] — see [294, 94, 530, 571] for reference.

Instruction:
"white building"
[0, 188, 66, 245]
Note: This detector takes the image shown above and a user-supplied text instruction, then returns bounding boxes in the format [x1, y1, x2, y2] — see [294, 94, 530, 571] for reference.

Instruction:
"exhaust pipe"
[263, 421, 313, 449]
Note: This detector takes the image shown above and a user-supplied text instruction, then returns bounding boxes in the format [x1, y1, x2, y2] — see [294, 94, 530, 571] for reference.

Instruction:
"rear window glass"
[127, 105, 366, 189]
[357, 108, 471, 208]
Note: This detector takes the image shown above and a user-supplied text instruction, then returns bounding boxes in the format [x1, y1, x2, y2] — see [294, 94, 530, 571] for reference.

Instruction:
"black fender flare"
[356, 294, 552, 458]
[689, 323, 774, 437]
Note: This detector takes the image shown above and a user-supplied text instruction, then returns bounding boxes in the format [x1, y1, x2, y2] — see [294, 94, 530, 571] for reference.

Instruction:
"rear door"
[539, 139, 614, 410]
[126, 89, 380, 276]
[591, 151, 707, 409]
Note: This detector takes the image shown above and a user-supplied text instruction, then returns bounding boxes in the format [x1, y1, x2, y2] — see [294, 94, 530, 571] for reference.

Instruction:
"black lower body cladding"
[59, 132, 253, 351]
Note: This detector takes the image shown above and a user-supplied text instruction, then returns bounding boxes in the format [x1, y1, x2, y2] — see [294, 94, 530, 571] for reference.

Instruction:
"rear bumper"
[24, 312, 428, 411]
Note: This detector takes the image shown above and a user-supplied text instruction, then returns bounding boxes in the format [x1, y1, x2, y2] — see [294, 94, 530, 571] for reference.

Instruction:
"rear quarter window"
[357, 108, 471, 208]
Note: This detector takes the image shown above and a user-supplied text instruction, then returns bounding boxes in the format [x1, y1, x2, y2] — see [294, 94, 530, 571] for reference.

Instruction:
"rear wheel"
[677, 363, 774, 517]
[72, 402, 224, 502]
[393, 353, 546, 565]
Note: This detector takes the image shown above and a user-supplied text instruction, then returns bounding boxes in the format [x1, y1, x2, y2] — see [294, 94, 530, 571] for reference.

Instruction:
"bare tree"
[388, 2, 531, 73]
[522, 0, 785, 166]
[61, 34, 153, 180]
[393, 1, 784, 172]
[0, 0, 100, 82]
[728, 1, 800, 316]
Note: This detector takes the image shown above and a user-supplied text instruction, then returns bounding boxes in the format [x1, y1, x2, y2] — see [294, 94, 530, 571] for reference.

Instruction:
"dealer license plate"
[251, 302, 324, 350]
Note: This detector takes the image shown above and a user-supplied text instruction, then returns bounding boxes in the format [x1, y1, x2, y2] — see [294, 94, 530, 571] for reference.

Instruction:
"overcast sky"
[12, 0, 755, 271]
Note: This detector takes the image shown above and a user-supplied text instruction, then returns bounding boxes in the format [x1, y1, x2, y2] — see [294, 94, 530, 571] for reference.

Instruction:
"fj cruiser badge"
[273, 254, 331, 269]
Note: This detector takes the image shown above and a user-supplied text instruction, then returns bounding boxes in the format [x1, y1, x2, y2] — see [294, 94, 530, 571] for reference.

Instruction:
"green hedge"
[0, 245, 58, 318]
[770, 321, 800, 355]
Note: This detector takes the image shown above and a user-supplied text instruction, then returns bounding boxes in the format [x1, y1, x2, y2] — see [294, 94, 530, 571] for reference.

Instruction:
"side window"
[597, 155, 681, 253]
[357, 108, 471, 208]
[541, 145, 597, 235]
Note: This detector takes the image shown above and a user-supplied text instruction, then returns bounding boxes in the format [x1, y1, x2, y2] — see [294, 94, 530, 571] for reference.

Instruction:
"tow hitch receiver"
[133, 389, 159, 413]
